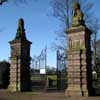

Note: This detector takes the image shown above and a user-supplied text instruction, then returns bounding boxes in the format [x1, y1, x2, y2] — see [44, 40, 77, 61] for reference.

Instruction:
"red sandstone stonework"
[65, 25, 92, 96]
[8, 18, 32, 92]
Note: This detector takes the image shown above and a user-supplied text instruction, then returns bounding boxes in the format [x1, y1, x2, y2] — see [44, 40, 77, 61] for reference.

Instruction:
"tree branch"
[0, 0, 7, 5]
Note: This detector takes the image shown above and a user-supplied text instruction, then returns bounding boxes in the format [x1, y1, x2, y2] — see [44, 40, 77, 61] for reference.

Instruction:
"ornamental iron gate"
[57, 50, 67, 90]
[31, 47, 47, 91]
[31, 48, 67, 91]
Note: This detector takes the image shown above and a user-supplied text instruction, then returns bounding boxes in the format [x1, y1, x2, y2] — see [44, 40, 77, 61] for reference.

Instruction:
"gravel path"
[0, 90, 100, 100]
[0, 90, 66, 100]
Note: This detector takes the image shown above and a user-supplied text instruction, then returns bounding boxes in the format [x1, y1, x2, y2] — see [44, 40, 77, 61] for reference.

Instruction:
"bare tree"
[0, 0, 38, 5]
[50, 0, 100, 52]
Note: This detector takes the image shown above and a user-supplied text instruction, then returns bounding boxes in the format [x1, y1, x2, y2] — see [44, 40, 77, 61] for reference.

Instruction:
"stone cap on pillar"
[65, 2, 91, 34]
[66, 25, 92, 35]
[9, 18, 32, 45]
[72, 2, 85, 27]
[15, 18, 27, 40]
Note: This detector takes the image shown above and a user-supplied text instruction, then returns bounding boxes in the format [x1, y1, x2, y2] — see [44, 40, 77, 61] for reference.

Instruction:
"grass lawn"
[31, 74, 57, 81]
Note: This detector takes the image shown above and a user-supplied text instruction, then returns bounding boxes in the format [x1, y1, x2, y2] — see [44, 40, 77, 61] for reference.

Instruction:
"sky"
[0, 0, 100, 67]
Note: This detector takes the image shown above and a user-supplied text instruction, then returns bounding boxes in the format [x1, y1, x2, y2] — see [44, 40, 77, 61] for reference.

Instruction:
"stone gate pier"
[8, 18, 32, 92]
[65, 2, 92, 96]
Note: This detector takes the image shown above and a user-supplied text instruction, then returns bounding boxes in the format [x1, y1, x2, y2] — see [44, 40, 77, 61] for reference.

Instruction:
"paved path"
[0, 90, 100, 100]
